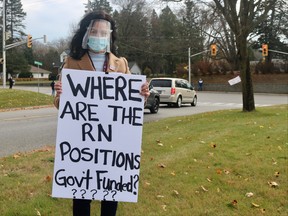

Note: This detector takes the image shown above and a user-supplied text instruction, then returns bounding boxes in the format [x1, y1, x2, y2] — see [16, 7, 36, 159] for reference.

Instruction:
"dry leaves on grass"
[45, 175, 52, 182]
[251, 202, 260, 208]
[35, 208, 41, 216]
[268, 181, 279, 188]
[245, 192, 254, 197]
[173, 190, 179, 195]
[200, 185, 208, 192]
[158, 163, 166, 168]
[156, 140, 164, 146]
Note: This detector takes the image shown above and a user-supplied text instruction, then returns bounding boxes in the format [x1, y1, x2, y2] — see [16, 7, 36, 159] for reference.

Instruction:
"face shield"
[82, 19, 112, 53]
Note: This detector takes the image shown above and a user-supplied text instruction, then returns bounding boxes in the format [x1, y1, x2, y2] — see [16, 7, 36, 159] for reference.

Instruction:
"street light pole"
[2, 0, 6, 88]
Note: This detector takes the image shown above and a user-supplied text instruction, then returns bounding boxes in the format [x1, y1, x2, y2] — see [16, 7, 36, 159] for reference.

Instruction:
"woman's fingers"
[55, 81, 62, 96]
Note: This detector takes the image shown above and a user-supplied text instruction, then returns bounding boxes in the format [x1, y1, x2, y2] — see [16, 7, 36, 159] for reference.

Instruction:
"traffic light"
[262, 44, 268, 56]
[27, 34, 32, 48]
[211, 44, 217, 56]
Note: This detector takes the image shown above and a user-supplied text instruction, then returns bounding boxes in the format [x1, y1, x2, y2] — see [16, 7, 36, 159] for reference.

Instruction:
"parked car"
[149, 78, 197, 108]
[144, 84, 160, 113]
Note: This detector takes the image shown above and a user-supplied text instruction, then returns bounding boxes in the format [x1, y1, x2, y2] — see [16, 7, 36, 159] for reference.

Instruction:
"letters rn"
[66, 74, 143, 102]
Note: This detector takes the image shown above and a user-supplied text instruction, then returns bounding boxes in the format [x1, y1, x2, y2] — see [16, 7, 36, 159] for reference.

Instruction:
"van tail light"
[171, 87, 176, 95]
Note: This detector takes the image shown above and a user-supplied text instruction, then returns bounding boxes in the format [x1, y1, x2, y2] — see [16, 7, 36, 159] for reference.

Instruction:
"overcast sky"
[21, 0, 182, 42]
[22, 0, 86, 42]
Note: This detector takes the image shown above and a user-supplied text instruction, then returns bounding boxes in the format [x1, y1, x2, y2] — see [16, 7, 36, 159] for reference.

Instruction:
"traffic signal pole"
[188, 48, 210, 83]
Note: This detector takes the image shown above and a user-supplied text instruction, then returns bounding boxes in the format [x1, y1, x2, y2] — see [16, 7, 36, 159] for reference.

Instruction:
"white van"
[149, 78, 197, 108]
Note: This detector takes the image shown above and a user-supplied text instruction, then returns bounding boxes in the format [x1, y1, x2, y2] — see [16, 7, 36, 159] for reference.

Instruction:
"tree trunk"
[239, 39, 255, 112]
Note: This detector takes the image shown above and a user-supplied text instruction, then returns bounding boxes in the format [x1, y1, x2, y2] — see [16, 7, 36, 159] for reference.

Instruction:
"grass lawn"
[0, 89, 54, 110]
[0, 105, 287, 215]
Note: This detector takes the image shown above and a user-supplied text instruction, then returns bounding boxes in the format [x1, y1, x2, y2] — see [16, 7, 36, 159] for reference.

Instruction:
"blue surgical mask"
[87, 36, 109, 52]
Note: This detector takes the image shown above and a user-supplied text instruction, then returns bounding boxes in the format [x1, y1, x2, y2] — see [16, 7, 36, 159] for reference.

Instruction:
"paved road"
[0, 86, 286, 158]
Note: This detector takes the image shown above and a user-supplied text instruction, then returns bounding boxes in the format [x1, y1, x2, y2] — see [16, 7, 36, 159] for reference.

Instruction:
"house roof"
[29, 65, 51, 74]
[128, 61, 137, 68]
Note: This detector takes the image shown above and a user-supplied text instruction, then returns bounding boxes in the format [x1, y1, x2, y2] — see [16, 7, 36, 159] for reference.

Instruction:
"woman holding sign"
[54, 10, 149, 216]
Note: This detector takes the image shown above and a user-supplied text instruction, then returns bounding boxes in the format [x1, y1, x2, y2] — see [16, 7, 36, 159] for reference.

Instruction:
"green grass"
[0, 105, 287, 215]
[0, 89, 54, 110]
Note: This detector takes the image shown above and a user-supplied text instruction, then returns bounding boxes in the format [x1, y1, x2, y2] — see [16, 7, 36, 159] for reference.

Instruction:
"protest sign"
[52, 69, 146, 203]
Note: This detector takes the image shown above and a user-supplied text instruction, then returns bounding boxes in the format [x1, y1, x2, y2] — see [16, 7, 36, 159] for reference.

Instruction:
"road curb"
[0, 104, 54, 113]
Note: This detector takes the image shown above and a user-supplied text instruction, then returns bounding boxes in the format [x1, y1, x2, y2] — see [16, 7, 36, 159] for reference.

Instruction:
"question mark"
[72, 189, 77, 198]
[80, 189, 86, 199]
[90, 189, 97, 200]
[133, 175, 139, 195]
[111, 190, 117, 201]
[103, 190, 109, 201]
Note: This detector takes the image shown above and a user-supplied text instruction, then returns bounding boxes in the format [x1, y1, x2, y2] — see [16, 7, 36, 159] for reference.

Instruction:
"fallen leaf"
[251, 202, 260, 208]
[224, 170, 230, 175]
[158, 163, 166, 168]
[201, 185, 208, 192]
[206, 178, 212, 182]
[45, 175, 52, 182]
[13, 154, 20, 159]
[158, 143, 164, 146]
[35, 208, 41, 216]
[208, 152, 214, 157]
[274, 172, 280, 177]
[231, 200, 238, 206]
[259, 125, 264, 128]
[145, 181, 150, 186]
[162, 205, 167, 211]
[278, 146, 282, 151]
[211, 143, 217, 148]
[173, 190, 179, 195]
[216, 169, 222, 174]
[268, 181, 279, 187]
[245, 192, 254, 197]
[260, 208, 266, 213]
[217, 188, 221, 192]
[157, 195, 164, 198]
[170, 171, 176, 176]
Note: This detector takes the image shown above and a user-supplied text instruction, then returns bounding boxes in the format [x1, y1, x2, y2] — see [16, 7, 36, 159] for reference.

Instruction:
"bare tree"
[212, 0, 277, 111]
[163, 0, 277, 111]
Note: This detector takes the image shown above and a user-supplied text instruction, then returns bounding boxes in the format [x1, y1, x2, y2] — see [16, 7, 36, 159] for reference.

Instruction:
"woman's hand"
[140, 81, 150, 101]
[55, 81, 62, 97]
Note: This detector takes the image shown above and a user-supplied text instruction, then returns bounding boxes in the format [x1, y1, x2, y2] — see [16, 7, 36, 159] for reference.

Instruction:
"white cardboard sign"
[52, 69, 146, 203]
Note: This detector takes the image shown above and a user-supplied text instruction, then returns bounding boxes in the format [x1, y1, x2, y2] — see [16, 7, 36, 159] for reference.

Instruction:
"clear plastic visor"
[82, 19, 112, 51]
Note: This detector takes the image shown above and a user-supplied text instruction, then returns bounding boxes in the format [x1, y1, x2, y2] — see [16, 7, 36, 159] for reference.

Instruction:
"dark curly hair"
[69, 10, 117, 59]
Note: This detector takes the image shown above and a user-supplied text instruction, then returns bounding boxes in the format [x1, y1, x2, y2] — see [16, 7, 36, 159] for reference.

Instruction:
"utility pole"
[2, 0, 6, 88]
